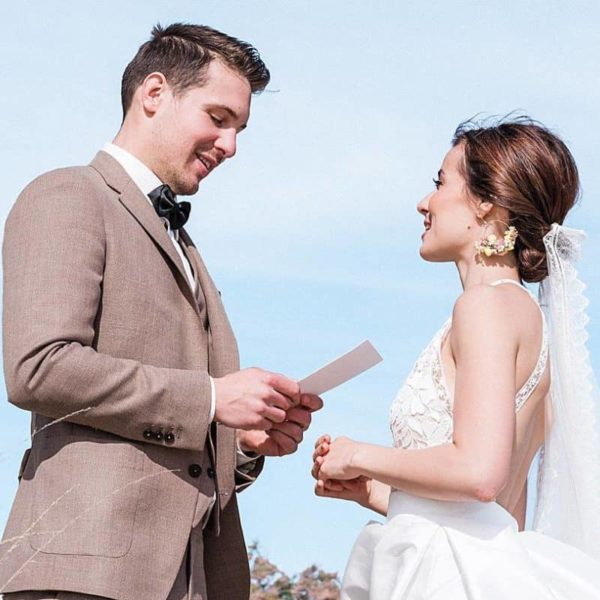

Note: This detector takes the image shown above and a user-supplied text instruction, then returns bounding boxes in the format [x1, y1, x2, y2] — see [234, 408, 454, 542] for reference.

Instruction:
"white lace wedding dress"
[341, 280, 600, 599]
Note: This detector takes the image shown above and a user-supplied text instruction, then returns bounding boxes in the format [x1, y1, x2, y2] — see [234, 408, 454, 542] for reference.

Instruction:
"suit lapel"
[90, 152, 199, 313]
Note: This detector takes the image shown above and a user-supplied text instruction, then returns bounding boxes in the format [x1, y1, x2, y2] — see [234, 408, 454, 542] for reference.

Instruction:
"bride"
[312, 118, 600, 599]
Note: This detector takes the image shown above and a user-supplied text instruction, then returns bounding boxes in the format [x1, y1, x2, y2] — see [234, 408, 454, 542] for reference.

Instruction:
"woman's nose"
[417, 192, 432, 216]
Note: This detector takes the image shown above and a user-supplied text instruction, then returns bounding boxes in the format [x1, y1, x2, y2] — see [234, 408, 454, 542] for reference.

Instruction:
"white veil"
[533, 223, 600, 559]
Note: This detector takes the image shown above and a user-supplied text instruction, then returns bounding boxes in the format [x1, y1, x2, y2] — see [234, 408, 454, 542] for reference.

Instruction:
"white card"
[298, 340, 383, 395]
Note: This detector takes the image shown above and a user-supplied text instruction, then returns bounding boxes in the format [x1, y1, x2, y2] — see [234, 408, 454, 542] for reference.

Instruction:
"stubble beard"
[160, 161, 200, 197]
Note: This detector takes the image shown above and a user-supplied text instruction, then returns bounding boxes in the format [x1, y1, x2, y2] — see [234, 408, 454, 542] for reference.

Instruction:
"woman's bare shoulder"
[451, 283, 535, 346]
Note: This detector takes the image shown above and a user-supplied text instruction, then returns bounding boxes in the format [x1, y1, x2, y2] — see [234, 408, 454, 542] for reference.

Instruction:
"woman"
[312, 118, 600, 599]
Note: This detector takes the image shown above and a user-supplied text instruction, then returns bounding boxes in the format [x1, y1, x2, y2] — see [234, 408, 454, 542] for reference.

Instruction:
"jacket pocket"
[29, 439, 143, 558]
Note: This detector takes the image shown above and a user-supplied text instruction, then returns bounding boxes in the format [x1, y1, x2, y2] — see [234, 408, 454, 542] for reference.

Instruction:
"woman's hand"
[312, 434, 390, 515]
[317, 435, 362, 480]
[315, 474, 374, 507]
[312, 434, 361, 481]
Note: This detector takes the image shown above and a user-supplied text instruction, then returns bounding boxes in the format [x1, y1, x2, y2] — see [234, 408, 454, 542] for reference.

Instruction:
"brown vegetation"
[249, 543, 340, 600]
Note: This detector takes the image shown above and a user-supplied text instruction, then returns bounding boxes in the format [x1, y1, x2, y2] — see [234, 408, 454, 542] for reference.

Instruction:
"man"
[0, 23, 322, 600]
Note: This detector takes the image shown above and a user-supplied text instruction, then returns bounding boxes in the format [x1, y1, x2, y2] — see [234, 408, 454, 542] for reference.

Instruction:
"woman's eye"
[432, 178, 442, 189]
[210, 114, 223, 126]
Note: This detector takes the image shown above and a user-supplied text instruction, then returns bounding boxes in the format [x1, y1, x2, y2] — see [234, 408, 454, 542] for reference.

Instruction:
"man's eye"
[432, 178, 442, 189]
[210, 114, 223, 125]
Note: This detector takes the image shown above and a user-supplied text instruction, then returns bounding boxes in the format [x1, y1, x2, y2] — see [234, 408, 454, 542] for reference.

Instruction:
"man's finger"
[300, 394, 323, 411]
[242, 416, 273, 432]
[285, 407, 311, 429]
[267, 429, 298, 456]
[265, 388, 295, 411]
[263, 405, 287, 424]
[266, 373, 301, 405]
[270, 421, 304, 443]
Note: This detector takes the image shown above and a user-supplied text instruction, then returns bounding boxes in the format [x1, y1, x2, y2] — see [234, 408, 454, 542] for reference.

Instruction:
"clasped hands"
[311, 434, 373, 507]
[214, 367, 323, 457]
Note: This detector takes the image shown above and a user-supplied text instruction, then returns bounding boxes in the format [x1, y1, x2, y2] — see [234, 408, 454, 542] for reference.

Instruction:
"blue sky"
[1, 0, 600, 578]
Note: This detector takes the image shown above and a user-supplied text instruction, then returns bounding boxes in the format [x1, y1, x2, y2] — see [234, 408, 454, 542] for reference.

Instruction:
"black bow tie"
[148, 185, 191, 230]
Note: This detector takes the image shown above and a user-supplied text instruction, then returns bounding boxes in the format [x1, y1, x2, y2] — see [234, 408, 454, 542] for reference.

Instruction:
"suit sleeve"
[2, 168, 212, 452]
[234, 447, 265, 492]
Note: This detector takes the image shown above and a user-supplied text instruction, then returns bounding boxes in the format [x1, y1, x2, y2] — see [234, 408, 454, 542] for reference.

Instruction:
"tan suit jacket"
[0, 152, 260, 599]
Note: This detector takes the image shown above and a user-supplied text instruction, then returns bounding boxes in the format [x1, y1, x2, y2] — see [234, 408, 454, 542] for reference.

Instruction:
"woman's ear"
[476, 201, 494, 220]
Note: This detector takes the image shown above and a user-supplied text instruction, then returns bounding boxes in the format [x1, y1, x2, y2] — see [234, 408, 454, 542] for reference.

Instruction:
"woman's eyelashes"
[433, 178, 442, 189]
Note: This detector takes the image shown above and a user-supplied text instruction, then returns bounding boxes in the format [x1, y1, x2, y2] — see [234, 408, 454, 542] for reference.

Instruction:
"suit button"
[207, 467, 216, 479]
[143, 429, 153, 440]
[154, 430, 164, 441]
[188, 464, 202, 478]
[164, 432, 175, 444]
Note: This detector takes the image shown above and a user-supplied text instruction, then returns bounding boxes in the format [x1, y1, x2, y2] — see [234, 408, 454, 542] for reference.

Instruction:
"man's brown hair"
[121, 23, 270, 118]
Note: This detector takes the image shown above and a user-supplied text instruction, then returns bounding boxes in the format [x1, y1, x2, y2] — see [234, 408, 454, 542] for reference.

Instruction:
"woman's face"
[417, 144, 480, 262]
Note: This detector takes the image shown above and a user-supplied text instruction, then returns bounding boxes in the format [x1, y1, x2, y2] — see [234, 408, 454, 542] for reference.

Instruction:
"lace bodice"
[389, 280, 549, 450]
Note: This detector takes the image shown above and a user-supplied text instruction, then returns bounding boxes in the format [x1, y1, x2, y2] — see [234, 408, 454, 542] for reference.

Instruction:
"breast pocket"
[29, 439, 143, 558]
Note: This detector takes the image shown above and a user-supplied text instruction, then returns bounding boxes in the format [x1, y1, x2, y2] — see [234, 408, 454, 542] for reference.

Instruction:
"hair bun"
[517, 245, 548, 283]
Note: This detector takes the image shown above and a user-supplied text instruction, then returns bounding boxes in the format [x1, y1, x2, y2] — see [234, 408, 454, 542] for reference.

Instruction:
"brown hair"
[121, 23, 270, 118]
[452, 116, 580, 282]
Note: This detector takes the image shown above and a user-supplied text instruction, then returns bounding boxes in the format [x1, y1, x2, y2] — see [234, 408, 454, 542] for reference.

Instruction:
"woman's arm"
[318, 286, 519, 503]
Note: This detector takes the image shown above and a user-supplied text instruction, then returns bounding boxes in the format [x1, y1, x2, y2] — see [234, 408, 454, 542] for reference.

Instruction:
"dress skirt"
[341, 490, 600, 599]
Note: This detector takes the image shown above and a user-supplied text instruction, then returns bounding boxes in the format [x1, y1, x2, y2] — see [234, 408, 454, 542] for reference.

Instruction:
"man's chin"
[172, 179, 201, 197]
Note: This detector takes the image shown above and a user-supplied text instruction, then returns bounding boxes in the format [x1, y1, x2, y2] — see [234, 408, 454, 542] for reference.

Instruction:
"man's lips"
[195, 153, 218, 177]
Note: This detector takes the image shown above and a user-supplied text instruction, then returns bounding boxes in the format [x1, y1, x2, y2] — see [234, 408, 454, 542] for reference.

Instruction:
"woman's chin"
[419, 243, 434, 261]
[419, 244, 449, 263]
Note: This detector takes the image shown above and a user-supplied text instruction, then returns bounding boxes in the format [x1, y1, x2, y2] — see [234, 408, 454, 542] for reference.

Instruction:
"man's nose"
[215, 129, 237, 159]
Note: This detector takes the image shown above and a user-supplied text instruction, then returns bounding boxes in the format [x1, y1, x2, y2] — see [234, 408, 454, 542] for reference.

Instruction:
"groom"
[0, 23, 321, 600]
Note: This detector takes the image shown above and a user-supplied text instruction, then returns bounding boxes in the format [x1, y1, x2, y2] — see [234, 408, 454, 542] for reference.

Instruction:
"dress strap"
[489, 278, 527, 291]
[489, 279, 549, 411]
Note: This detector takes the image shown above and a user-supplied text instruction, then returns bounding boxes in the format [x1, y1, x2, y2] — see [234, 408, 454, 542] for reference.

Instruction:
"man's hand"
[237, 393, 323, 456]
[214, 368, 301, 430]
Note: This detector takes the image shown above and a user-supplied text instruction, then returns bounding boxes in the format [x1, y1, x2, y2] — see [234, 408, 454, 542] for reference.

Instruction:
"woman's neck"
[455, 253, 520, 290]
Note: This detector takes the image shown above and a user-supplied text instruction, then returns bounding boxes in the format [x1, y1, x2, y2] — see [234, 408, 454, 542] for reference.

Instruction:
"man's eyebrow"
[213, 104, 241, 121]
[219, 105, 238, 119]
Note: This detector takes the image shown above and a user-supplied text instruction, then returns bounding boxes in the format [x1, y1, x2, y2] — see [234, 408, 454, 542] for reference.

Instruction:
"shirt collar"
[102, 142, 163, 197]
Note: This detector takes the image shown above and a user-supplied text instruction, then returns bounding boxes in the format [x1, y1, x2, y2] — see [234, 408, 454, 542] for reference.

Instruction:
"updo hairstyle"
[452, 117, 580, 282]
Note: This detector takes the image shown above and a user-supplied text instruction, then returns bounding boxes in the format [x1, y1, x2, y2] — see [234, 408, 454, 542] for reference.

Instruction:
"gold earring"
[475, 220, 518, 257]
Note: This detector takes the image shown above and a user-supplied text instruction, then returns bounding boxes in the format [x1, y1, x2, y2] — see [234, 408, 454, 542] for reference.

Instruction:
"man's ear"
[140, 72, 169, 116]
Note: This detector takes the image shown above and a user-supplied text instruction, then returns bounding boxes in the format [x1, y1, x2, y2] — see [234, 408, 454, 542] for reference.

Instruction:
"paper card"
[298, 340, 383, 396]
